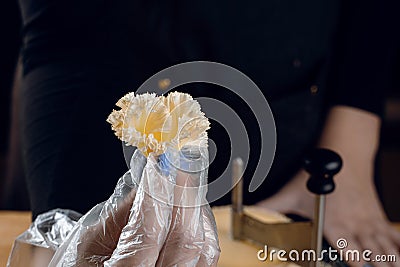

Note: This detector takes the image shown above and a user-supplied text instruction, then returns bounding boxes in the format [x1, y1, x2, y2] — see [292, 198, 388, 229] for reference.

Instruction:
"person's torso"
[19, 0, 341, 204]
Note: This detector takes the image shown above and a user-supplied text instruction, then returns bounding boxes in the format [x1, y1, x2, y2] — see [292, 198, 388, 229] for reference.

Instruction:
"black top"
[17, 0, 396, 217]
[18, 0, 393, 113]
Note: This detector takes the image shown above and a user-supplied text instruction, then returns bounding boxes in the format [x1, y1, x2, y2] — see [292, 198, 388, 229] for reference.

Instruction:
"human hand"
[323, 168, 400, 267]
[257, 168, 400, 267]
[49, 150, 220, 267]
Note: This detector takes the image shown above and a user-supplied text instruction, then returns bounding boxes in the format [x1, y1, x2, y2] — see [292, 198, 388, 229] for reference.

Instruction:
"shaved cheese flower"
[107, 92, 210, 156]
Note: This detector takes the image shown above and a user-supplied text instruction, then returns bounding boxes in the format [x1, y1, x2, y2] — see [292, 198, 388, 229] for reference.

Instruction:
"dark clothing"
[0, 0, 21, 153]
[18, 0, 392, 219]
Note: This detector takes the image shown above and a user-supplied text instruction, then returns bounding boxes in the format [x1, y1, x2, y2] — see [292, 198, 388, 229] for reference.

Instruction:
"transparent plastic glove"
[103, 147, 220, 266]
[155, 151, 219, 267]
[48, 150, 146, 266]
[49, 147, 220, 267]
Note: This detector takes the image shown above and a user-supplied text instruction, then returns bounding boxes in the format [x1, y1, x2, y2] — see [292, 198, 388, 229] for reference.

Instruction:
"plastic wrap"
[6, 209, 81, 267]
[47, 147, 220, 266]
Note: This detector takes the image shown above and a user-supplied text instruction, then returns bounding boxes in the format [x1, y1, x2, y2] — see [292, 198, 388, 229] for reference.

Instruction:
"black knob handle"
[304, 148, 342, 195]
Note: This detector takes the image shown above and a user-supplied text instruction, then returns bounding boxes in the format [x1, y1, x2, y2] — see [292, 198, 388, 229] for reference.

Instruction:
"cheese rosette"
[106, 92, 210, 156]
[48, 92, 220, 266]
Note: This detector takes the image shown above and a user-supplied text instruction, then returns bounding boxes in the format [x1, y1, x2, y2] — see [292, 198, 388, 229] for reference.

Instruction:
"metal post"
[311, 195, 326, 267]
[231, 158, 244, 240]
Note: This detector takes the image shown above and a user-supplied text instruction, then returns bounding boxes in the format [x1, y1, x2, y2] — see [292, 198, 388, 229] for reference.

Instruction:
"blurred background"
[0, 0, 399, 221]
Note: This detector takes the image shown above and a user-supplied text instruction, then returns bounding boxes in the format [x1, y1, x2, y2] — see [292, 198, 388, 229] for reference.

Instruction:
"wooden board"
[0, 211, 31, 267]
[213, 206, 298, 267]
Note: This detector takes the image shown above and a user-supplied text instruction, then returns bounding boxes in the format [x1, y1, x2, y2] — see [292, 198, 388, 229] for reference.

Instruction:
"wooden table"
[0, 211, 31, 267]
[0, 210, 399, 267]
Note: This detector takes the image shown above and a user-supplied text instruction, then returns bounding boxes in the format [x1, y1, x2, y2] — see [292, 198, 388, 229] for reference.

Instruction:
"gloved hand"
[49, 148, 220, 267]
